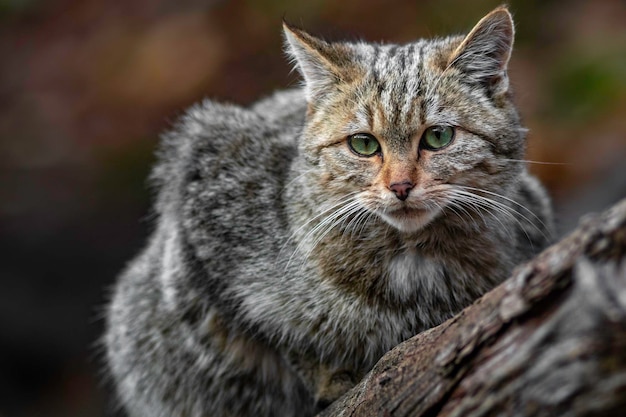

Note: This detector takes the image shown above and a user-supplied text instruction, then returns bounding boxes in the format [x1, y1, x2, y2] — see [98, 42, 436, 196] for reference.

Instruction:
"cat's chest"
[382, 244, 503, 317]
[309, 224, 502, 317]
[385, 250, 448, 303]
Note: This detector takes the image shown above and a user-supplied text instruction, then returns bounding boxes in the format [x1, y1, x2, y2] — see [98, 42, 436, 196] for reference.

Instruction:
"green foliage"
[0, 0, 37, 17]
[548, 49, 626, 123]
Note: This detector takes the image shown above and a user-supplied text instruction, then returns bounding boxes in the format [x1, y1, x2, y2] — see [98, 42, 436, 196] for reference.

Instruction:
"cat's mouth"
[390, 206, 427, 217]
[380, 205, 440, 233]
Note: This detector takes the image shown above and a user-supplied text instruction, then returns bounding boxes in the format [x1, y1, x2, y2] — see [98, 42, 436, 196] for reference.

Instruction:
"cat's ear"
[448, 7, 514, 96]
[283, 22, 356, 102]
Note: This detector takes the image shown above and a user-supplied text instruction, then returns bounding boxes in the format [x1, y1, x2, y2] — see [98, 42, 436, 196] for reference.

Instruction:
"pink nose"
[389, 181, 414, 201]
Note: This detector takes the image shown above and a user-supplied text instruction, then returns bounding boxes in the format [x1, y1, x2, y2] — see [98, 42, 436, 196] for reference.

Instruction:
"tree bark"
[320, 198, 626, 417]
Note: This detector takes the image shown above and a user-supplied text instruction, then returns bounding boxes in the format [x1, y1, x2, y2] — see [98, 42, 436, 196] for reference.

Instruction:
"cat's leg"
[285, 350, 361, 409]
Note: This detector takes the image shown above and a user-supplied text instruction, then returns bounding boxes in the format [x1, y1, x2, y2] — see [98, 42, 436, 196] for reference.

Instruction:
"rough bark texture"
[320, 198, 626, 417]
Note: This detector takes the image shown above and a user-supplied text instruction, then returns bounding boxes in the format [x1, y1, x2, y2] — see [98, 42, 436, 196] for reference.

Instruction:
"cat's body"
[105, 8, 553, 417]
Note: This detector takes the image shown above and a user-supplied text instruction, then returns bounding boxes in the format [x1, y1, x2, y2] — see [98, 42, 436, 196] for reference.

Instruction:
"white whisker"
[281, 169, 316, 194]
[345, 206, 373, 240]
[444, 199, 482, 230]
[447, 187, 548, 248]
[285, 194, 367, 273]
[501, 159, 568, 166]
[447, 190, 518, 242]
[280, 192, 361, 257]
[455, 185, 550, 234]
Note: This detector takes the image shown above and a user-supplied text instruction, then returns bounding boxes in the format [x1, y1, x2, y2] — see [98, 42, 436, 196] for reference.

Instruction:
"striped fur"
[105, 7, 554, 417]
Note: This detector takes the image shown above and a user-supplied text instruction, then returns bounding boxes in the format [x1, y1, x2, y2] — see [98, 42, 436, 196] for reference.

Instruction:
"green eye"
[421, 125, 455, 150]
[348, 133, 381, 156]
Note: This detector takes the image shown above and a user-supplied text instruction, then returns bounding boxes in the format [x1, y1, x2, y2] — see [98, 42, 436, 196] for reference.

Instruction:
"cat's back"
[154, 89, 305, 203]
[148, 89, 305, 270]
[152, 89, 304, 213]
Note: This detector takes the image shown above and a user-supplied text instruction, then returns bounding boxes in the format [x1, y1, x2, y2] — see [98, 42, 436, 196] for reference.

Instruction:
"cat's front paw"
[314, 369, 359, 409]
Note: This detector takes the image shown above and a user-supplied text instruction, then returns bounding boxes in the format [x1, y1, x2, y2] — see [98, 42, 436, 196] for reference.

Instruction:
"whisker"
[444, 199, 482, 231]
[294, 205, 363, 273]
[281, 168, 317, 194]
[449, 188, 547, 247]
[447, 191, 519, 242]
[455, 185, 550, 234]
[287, 197, 365, 272]
[281, 192, 361, 245]
[500, 159, 568, 166]
[310, 201, 362, 243]
[345, 206, 374, 240]
[280, 192, 361, 263]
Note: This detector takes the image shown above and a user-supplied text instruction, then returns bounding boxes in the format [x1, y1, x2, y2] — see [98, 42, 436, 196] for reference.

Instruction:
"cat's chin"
[379, 207, 440, 234]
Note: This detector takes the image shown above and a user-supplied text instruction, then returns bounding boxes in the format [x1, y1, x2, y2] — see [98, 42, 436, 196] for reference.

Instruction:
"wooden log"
[320, 198, 626, 417]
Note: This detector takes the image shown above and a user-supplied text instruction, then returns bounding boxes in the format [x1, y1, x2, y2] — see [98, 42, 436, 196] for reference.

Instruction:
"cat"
[105, 6, 553, 417]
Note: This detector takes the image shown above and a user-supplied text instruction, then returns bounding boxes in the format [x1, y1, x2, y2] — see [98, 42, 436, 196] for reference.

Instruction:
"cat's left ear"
[448, 6, 514, 96]
[283, 22, 357, 102]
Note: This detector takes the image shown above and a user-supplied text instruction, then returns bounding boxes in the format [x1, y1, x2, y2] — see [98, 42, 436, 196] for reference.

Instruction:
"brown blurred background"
[0, 0, 624, 415]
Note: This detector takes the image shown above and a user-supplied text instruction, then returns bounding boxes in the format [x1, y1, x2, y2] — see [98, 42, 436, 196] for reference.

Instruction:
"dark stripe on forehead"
[373, 45, 403, 81]
[365, 42, 429, 133]
[367, 45, 382, 88]
[417, 44, 424, 93]
[401, 44, 422, 129]
[371, 44, 383, 79]
[417, 43, 427, 125]
[400, 44, 415, 72]
[391, 91, 402, 127]
[397, 49, 406, 72]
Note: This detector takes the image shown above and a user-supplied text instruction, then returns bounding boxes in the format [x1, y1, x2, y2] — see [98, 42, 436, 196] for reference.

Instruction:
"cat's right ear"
[282, 22, 357, 102]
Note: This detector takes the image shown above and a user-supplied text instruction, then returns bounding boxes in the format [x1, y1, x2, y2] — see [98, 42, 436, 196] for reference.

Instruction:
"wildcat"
[105, 6, 553, 417]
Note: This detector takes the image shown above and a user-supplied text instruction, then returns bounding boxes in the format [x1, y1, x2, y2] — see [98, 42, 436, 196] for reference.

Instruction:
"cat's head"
[284, 7, 526, 234]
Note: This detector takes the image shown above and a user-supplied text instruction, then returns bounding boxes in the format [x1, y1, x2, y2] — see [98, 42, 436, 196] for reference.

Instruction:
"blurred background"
[0, 0, 624, 415]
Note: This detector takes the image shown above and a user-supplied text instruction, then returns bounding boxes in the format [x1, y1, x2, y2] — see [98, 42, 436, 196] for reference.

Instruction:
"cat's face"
[285, 8, 526, 234]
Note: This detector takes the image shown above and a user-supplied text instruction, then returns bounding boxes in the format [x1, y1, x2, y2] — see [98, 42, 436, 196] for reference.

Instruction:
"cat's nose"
[389, 181, 414, 201]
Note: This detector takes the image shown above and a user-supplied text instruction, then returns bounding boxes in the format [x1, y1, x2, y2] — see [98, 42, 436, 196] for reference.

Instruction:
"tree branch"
[321, 198, 626, 417]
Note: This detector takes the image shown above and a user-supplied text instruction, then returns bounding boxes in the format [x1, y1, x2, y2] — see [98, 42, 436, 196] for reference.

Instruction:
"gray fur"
[105, 7, 553, 417]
